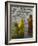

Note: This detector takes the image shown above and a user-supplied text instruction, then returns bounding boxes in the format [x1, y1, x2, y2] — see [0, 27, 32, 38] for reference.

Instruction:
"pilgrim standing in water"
[28, 15, 33, 37]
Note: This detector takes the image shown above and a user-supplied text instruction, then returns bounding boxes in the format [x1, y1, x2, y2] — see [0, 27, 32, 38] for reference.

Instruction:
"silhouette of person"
[28, 15, 33, 37]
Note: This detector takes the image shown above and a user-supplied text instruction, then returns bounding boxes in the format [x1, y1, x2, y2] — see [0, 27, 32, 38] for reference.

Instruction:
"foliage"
[10, 18, 25, 39]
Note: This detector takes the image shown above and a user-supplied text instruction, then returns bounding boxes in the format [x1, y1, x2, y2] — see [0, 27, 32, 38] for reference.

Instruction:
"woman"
[28, 15, 33, 37]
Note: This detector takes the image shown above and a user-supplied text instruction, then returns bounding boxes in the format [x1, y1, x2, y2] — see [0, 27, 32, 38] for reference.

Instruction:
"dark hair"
[30, 15, 32, 18]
